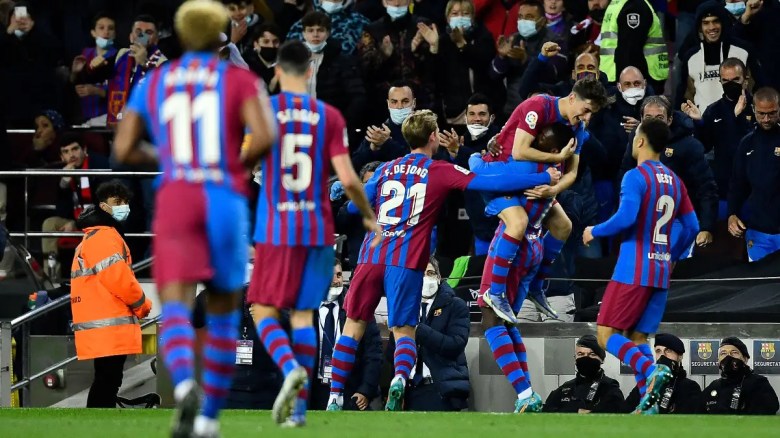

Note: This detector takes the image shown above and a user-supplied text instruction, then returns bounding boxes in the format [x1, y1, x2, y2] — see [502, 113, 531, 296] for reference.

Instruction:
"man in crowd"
[286, 0, 371, 55]
[543, 335, 624, 413]
[70, 12, 117, 126]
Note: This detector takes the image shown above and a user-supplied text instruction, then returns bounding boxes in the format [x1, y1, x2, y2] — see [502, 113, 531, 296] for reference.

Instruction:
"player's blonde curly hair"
[175, 0, 229, 52]
[402, 110, 439, 149]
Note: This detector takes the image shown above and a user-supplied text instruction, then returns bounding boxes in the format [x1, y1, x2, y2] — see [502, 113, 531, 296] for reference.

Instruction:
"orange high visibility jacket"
[70, 222, 151, 360]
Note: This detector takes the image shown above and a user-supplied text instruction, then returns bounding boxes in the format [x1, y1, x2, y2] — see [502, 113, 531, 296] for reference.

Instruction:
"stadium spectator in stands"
[598, 0, 668, 93]
[515, 41, 603, 102]
[358, 0, 439, 124]
[70, 180, 151, 408]
[224, 0, 264, 57]
[474, 0, 521, 40]
[622, 96, 719, 254]
[310, 260, 383, 410]
[682, 57, 754, 220]
[29, 109, 65, 167]
[624, 333, 706, 414]
[704, 337, 779, 415]
[569, 0, 609, 51]
[70, 12, 117, 127]
[351, 82, 414, 171]
[727, 87, 780, 262]
[490, 0, 556, 117]
[542, 0, 573, 62]
[75, 14, 167, 126]
[246, 23, 282, 94]
[334, 161, 381, 270]
[0, 2, 63, 127]
[735, 0, 780, 93]
[436, 0, 500, 125]
[286, 0, 371, 55]
[42, 133, 109, 280]
[388, 258, 470, 411]
[543, 335, 624, 413]
[299, 11, 366, 142]
[676, 1, 762, 112]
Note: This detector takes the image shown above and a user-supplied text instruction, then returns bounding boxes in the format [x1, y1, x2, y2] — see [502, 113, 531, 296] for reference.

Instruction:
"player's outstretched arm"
[590, 172, 642, 238]
[512, 128, 570, 163]
[466, 167, 555, 192]
[114, 112, 157, 165]
[671, 211, 699, 261]
[240, 93, 277, 167]
[331, 154, 381, 248]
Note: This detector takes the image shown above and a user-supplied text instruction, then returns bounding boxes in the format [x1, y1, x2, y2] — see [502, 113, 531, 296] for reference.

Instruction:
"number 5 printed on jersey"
[281, 134, 313, 193]
[377, 181, 427, 226]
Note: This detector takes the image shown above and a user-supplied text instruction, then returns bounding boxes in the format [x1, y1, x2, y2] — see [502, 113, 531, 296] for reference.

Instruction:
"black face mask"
[722, 81, 743, 101]
[590, 8, 605, 23]
[258, 47, 278, 62]
[576, 357, 602, 379]
[720, 356, 748, 379]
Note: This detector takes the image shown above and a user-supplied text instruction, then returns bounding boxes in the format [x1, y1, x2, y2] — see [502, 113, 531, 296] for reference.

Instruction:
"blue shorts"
[248, 245, 335, 310]
[745, 229, 780, 262]
[344, 264, 424, 328]
[467, 154, 528, 217]
[634, 290, 669, 334]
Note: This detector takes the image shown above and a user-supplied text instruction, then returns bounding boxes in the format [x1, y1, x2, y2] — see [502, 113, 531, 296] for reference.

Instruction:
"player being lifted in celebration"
[473, 74, 612, 324]
[327, 110, 559, 412]
[114, 1, 276, 436]
[583, 118, 699, 414]
[477, 123, 572, 413]
[247, 40, 381, 428]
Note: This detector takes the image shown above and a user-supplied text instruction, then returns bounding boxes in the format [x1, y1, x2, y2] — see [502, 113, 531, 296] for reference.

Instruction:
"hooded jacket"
[621, 111, 719, 232]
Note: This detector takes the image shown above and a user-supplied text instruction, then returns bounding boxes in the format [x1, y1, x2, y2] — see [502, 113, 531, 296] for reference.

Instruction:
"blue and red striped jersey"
[126, 52, 263, 195]
[595, 160, 695, 288]
[254, 91, 349, 247]
[78, 47, 115, 120]
[358, 153, 475, 270]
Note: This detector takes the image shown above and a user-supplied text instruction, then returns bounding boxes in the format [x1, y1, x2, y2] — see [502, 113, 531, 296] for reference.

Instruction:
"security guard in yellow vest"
[599, 0, 668, 88]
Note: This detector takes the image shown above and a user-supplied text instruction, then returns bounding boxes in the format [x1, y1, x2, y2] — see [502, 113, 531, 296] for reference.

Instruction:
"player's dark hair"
[640, 95, 672, 119]
[754, 87, 780, 105]
[301, 11, 331, 32]
[253, 23, 283, 42]
[59, 132, 83, 149]
[637, 118, 670, 154]
[720, 57, 746, 76]
[91, 11, 116, 29]
[334, 258, 341, 267]
[276, 40, 311, 76]
[534, 122, 573, 153]
[572, 77, 614, 111]
[467, 93, 492, 115]
[96, 180, 133, 204]
[359, 161, 382, 181]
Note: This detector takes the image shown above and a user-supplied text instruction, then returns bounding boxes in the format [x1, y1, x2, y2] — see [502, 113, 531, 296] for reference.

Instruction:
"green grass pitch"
[0, 409, 778, 437]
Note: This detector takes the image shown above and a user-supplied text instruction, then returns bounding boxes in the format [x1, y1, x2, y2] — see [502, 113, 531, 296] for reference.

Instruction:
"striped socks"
[635, 343, 654, 396]
[257, 317, 299, 377]
[201, 310, 240, 419]
[607, 334, 656, 383]
[330, 335, 358, 397]
[160, 301, 195, 387]
[507, 326, 531, 384]
[393, 337, 417, 380]
[291, 327, 316, 419]
[530, 233, 565, 292]
[489, 227, 521, 297]
[486, 326, 530, 395]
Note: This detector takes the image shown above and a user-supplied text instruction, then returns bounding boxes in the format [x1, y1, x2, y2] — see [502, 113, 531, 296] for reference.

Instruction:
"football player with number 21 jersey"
[583, 118, 699, 415]
[114, 1, 277, 437]
[326, 110, 560, 412]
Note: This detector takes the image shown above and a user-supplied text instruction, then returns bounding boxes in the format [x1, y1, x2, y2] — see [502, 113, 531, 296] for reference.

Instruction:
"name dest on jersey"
[277, 108, 321, 125]
[164, 67, 219, 87]
[277, 200, 317, 212]
[384, 164, 428, 178]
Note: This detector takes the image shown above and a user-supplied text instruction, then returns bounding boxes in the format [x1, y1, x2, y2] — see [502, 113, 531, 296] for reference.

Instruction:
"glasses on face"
[575, 351, 601, 359]
[753, 108, 779, 120]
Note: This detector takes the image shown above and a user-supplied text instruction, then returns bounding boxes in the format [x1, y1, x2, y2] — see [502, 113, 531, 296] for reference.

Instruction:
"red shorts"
[597, 281, 658, 331]
[247, 243, 334, 310]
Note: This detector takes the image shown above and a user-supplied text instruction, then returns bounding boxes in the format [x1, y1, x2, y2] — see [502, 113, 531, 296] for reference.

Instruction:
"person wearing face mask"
[682, 57, 753, 221]
[70, 12, 117, 126]
[309, 260, 383, 410]
[387, 258, 470, 411]
[623, 334, 706, 414]
[352, 83, 416, 172]
[286, 0, 371, 55]
[223, 0, 264, 57]
[246, 24, 282, 93]
[703, 337, 779, 414]
[727, 87, 780, 262]
[543, 335, 624, 413]
[69, 180, 152, 408]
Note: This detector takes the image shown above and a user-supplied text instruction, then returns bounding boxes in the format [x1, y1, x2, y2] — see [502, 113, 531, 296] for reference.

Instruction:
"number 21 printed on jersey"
[377, 181, 427, 227]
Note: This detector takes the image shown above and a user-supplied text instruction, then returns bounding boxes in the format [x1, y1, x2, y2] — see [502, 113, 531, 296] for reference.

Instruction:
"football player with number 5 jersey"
[583, 118, 699, 415]
[114, 1, 276, 437]
[326, 110, 560, 412]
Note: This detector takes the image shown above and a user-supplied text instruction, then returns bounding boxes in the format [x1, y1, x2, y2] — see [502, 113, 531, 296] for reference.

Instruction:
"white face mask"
[621, 87, 646, 106]
[305, 40, 327, 53]
[386, 5, 409, 20]
[466, 124, 489, 138]
[517, 19, 538, 38]
[321, 0, 345, 14]
[422, 277, 439, 298]
[389, 106, 413, 124]
[325, 286, 343, 302]
[110, 204, 130, 222]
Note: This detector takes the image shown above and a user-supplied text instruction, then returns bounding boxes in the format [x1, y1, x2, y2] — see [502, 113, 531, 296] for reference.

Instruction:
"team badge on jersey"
[525, 111, 538, 129]
[665, 148, 674, 157]
[627, 13, 640, 29]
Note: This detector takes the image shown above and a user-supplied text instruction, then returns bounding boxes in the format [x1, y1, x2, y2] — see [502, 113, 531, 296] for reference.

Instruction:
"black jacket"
[621, 111, 719, 232]
[703, 369, 780, 415]
[734, 0, 780, 93]
[695, 94, 754, 199]
[314, 43, 367, 134]
[387, 285, 471, 403]
[624, 369, 706, 414]
[352, 119, 409, 172]
[543, 371, 625, 413]
[613, 0, 657, 85]
[727, 125, 780, 234]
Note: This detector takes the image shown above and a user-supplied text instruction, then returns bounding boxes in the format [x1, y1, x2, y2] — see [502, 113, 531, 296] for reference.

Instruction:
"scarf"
[107, 46, 166, 125]
[69, 156, 92, 219]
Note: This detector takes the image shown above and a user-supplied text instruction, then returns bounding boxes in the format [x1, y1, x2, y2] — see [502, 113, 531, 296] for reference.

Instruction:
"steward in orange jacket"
[70, 180, 151, 407]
